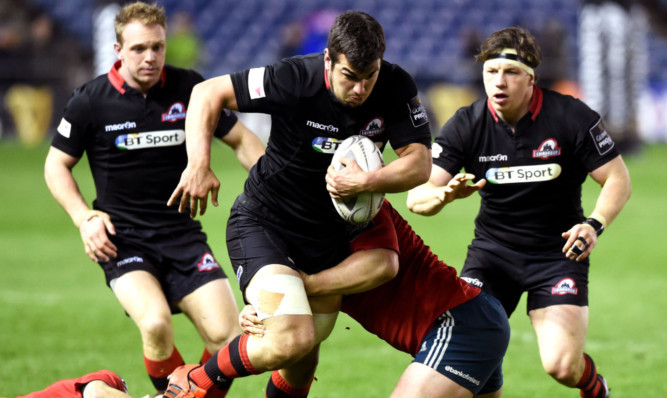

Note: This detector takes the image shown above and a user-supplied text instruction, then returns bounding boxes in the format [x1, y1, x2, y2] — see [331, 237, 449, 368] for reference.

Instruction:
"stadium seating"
[26, 0, 667, 84]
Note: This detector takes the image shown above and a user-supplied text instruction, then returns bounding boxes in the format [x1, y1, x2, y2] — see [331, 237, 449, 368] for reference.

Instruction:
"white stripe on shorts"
[424, 311, 455, 369]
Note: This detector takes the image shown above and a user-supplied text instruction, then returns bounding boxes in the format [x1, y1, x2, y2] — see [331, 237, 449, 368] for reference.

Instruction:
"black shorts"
[460, 237, 589, 317]
[98, 224, 226, 312]
[226, 193, 351, 294]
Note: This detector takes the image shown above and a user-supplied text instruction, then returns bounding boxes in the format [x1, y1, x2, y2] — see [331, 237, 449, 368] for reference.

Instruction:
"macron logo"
[105, 121, 137, 132]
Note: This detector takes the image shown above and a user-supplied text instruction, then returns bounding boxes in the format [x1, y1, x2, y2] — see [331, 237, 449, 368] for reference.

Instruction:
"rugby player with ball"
[166, 10, 431, 398]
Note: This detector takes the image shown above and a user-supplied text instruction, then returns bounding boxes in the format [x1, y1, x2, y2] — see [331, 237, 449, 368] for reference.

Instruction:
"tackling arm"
[301, 248, 399, 296]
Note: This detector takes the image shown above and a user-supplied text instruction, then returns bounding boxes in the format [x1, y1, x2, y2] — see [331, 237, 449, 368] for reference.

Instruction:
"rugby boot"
[162, 365, 207, 398]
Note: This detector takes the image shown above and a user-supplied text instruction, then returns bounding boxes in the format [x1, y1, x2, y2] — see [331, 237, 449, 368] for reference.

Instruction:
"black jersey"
[433, 87, 619, 251]
[230, 53, 431, 233]
[52, 61, 238, 229]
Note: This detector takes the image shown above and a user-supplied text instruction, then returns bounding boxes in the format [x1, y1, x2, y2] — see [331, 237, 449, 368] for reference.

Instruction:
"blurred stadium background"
[1, 0, 666, 147]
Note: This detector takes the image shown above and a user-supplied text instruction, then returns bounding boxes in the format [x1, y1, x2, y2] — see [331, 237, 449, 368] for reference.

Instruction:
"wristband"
[583, 217, 604, 237]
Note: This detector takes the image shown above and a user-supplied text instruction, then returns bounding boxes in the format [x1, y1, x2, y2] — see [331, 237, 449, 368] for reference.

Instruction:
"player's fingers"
[325, 170, 336, 186]
[167, 185, 183, 207]
[177, 193, 189, 214]
[189, 195, 199, 218]
[84, 245, 97, 262]
[89, 237, 111, 262]
[198, 196, 208, 216]
[211, 185, 219, 207]
[565, 234, 589, 261]
[250, 326, 265, 337]
[102, 240, 118, 258]
[88, 243, 108, 262]
[438, 186, 447, 202]
[103, 218, 116, 236]
[326, 183, 341, 198]
[452, 173, 467, 182]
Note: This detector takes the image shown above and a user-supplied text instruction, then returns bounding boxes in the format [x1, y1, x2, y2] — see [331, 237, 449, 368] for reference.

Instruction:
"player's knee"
[542, 356, 579, 385]
[263, 327, 316, 368]
[199, 319, 243, 351]
[137, 315, 173, 348]
[313, 312, 338, 344]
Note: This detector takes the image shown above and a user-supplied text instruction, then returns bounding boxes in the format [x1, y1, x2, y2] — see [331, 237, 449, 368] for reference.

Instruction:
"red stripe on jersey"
[529, 86, 544, 120]
[107, 60, 126, 94]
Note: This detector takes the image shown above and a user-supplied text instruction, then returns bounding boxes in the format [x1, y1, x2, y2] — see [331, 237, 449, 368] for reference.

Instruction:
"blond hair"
[114, 2, 166, 44]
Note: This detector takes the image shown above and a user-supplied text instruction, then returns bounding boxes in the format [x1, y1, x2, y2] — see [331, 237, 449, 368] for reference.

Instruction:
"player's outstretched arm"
[407, 165, 484, 216]
[169, 74, 239, 217]
[45, 147, 117, 262]
[220, 119, 265, 171]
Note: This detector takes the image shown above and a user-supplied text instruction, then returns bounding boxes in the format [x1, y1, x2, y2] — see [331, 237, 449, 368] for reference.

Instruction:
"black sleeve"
[569, 99, 620, 172]
[213, 109, 239, 139]
[51, 89, 93, 159]
[230, 58, 305, 116]
[384, 66, 432, 150]
[432, 107, 470, 176]
[184, 68, 239, 140]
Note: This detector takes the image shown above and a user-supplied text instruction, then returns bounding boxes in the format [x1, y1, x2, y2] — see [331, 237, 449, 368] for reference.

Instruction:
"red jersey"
[17, 370, 126, 398]
[342, 201, 480, 355]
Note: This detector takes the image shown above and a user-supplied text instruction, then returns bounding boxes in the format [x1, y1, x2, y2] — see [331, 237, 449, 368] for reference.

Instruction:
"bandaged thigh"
[245, 274, 312, 321]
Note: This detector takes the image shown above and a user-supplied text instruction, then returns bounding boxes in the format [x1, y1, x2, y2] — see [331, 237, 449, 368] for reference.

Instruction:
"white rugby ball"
[330, 135, 385, 224]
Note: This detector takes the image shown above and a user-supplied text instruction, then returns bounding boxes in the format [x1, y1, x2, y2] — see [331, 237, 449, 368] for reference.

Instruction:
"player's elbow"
[410, 157, 432, 187]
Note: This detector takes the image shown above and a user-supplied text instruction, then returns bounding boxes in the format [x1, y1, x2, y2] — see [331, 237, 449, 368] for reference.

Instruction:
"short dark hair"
[476, 26, 541, 69]
[327, 10, 385, 73]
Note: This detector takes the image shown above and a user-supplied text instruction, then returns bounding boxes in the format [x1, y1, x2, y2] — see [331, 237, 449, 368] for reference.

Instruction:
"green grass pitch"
[1, 140, 666, 397]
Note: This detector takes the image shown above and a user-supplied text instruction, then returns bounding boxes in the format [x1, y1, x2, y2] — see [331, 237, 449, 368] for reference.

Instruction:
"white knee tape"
[313, 312, 339, 344]
[245, 274, 312, 321]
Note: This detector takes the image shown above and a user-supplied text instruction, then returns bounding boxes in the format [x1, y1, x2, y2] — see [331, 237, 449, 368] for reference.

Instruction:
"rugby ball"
[330, 136, 385, 224]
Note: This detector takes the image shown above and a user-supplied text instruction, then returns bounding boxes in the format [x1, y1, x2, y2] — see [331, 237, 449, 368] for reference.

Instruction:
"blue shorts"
[414, 292, 509, 395]
[461, 237, 589, 316]
[98, 224, 225, 312]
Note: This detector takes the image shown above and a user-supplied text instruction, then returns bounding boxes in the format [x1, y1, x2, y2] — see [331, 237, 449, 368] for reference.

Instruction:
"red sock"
[190, 334, 259, 390]
[144, 347, 184, 391]
[265, 371, 312, 397]
[577, 353, 603, 397]
[201, 349, 232, 398]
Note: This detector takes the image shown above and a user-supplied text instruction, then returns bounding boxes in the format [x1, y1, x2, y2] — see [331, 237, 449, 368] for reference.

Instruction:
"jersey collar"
[486, 85, 543, 122]
[107, 60, 167, 94]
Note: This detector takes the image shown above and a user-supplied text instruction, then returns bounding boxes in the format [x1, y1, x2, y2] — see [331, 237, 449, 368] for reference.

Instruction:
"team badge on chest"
[161, 102, 186, 122]
[532, 138, 561, 159]
[359, 117, 385, 137]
